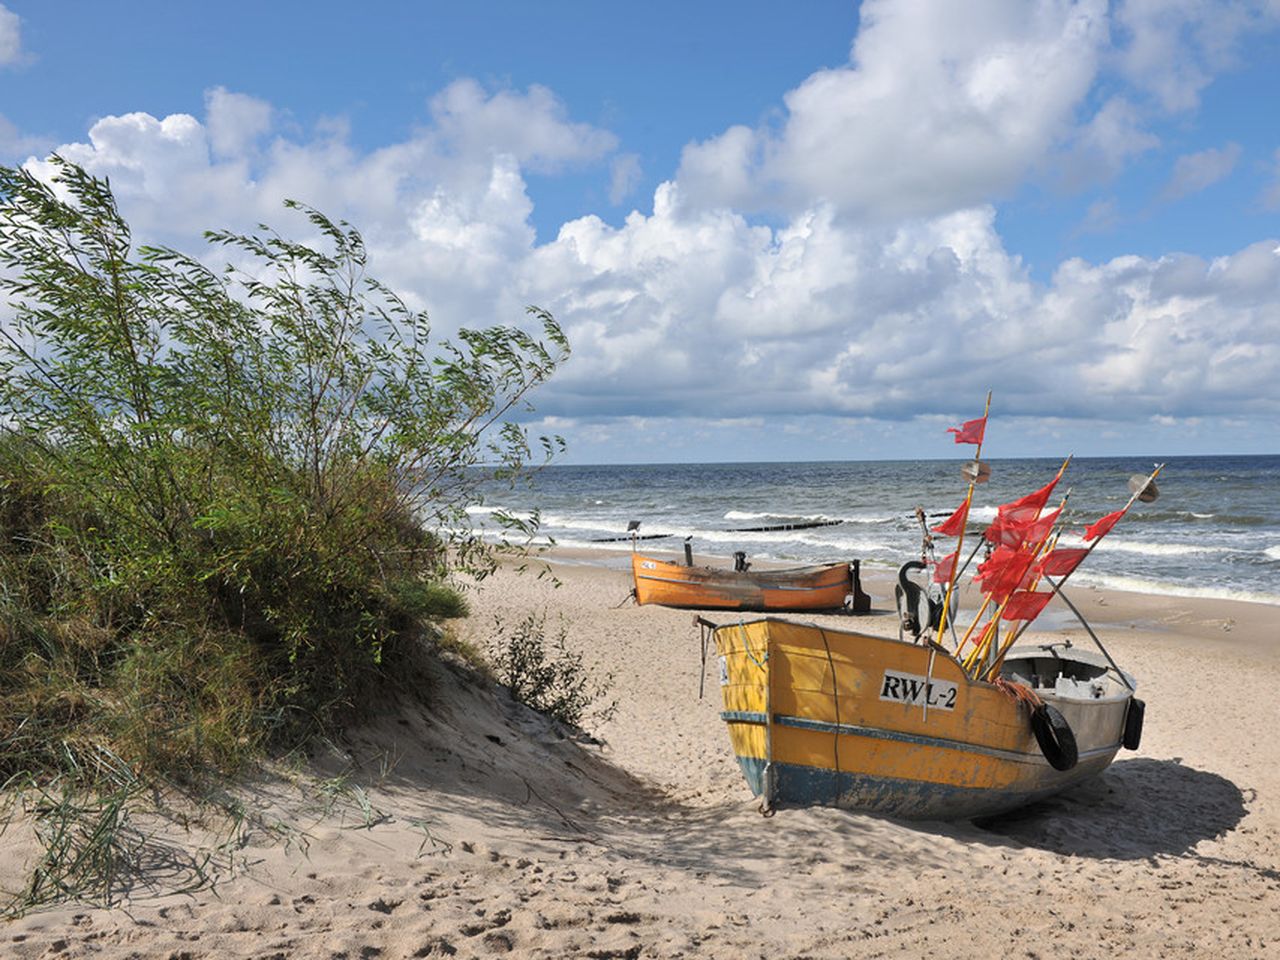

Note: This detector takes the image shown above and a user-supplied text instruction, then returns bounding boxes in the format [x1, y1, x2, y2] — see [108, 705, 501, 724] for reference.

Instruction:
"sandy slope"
[3, 557, 1278, 959]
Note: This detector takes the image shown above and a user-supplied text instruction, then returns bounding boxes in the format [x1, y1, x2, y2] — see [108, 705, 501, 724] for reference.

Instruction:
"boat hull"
[632, 553, 858, 611]
[714, 618, 1131, 820]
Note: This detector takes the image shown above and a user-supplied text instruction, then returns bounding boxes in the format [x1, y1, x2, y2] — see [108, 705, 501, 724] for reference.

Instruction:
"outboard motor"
[733, 551, 750, 573]
[895, 560, 943, 642]
[895, 561, 925, 640]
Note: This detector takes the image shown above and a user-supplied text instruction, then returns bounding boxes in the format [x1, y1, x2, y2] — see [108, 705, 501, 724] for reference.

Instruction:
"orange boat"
[631, 552, 870, 612]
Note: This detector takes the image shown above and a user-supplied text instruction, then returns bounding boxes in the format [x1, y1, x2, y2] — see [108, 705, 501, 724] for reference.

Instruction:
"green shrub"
[0, 157, 568, 782]
[489, 613, 616, 730]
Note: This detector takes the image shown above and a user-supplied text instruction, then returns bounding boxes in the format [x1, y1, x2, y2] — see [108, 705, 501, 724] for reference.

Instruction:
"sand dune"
[4, 557, 1278, 958]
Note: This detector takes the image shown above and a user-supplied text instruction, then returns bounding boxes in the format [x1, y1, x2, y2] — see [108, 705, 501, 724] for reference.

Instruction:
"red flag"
[1021, 507, 1061, 545]
[1001, 590, 1052, 622]
[947, 416, 987, 445]
[984, 514, 1023, 548]
[985, 507, 1061, 550]
[1084, 509, 1124, 541]
[931, 502, 968, 537]
[1035, 547, 1089, 577]
[996, 475, 1061, 524]
[932, 551, 957, 584]
[975, 547, 1036, 602]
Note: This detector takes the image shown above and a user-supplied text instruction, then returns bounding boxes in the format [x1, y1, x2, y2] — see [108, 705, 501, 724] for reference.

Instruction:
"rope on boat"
[991, 676, 1044, 710]
[738, 620, 768, 670]
[817, 628, 842, 805]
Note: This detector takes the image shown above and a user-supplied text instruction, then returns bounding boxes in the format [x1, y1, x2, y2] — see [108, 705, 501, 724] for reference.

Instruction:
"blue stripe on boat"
[721, 711, 1120, 764]
[734, 756, 1084, 820]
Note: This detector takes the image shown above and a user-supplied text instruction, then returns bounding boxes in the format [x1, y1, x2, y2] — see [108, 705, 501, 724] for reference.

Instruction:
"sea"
[469, 455, 1280, 607]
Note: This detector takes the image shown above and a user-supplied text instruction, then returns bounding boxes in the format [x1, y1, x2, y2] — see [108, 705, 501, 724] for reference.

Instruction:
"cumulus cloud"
[0, 4, 23, 67]
[523, 184, 1280, 425]
[669, 1, 1280, 222]
[676, 0, 1113, 220]
[1160, 142, 1242, 201]
[24, 80, 1280, 432]
[24, 82, 621, 344]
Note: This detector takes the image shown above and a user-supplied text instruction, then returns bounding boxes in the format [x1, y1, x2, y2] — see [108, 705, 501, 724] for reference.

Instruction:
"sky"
[1, 0, 1278, 463]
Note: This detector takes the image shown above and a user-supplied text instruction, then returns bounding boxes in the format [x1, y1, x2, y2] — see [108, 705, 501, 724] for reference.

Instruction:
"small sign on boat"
[879, 669, 957, 710]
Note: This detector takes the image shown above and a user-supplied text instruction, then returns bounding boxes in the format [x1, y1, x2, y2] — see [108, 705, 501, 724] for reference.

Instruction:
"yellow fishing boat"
[709, 617, 1140, 820]
[701, 397, 1157, 820]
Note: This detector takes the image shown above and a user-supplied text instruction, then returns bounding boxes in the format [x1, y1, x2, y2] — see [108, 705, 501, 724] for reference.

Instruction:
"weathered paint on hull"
[735, 756, 1109, 820]
[632, 553, 854, 611]
[714, 618, 1131, 820]
[732, 734, 1118, 820]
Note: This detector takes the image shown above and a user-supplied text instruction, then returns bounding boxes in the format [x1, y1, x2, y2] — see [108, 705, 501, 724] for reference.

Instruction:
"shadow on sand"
[260, 656, 1270, 889]
[970, 757, 1265, 867]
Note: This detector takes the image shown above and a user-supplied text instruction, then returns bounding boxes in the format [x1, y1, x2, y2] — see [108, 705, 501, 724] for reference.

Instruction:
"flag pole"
[956, 455, 1072, 671]
[981, 463, 1164, 680]
[962, 488, 1071, 675]
[934, 390, 991, 646]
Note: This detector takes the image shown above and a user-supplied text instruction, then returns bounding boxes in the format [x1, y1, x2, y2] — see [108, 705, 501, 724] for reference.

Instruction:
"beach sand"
[3, 553, 1279, 958]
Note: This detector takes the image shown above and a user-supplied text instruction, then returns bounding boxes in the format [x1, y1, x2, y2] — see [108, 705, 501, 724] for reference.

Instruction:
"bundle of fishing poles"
[909, 391, 1161, 684]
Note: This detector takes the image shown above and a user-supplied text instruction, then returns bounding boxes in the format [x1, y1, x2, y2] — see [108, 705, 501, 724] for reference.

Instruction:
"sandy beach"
[3, 552, 1279, 959]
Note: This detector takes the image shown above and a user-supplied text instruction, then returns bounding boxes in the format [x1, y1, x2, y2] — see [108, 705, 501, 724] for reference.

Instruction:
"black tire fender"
[1031, 703, 1078, 771]
[1122, 697, 1145, 751]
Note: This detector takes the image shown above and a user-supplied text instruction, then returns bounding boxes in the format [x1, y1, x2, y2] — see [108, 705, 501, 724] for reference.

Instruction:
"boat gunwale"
[706, 614, 1134, 700]
[632, 554, 853, 581]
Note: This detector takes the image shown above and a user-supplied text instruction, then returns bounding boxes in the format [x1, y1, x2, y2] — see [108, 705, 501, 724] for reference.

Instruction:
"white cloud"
[1113, 0, 1280, 113]
[205, 87, 273, 158]
[675, 125, 760, 212]
[524, 184, 1280, 425]
[676, 0, 1113, 220]
[19, 82, 621, 349]
[1160, 142, 1242, 201]
[669, 1, 1280, 222]
[608, 153, 642, 205]
[427, 79, 616, 174]
[24, 81, 1280, 433]
[0, 3, 23, 67]
[1059, 96, 1160, 188]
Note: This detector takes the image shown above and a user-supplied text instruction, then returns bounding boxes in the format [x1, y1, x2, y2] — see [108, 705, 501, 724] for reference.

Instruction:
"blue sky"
[1, 1, 1278, 463]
